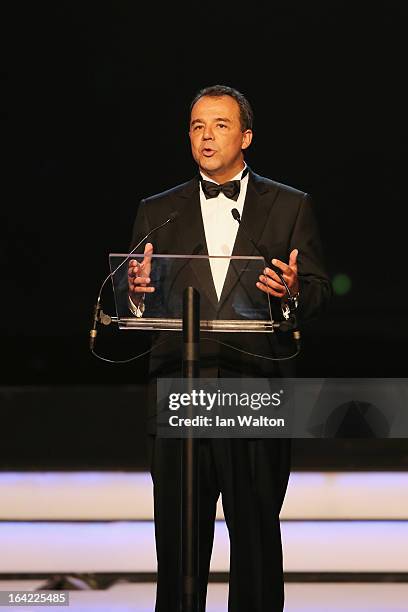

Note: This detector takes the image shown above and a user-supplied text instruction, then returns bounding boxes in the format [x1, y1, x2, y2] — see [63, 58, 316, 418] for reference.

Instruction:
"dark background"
[3, 2, 407, 469]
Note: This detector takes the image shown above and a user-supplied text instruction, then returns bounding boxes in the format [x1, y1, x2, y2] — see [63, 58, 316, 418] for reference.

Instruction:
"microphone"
[89, 211, 179, 350]
[230, 208, 291, 297]
[231, 207, 301, 350]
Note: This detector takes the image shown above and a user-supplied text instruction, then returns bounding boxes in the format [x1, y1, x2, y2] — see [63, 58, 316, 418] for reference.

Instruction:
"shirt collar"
[199, 163, 248, 184]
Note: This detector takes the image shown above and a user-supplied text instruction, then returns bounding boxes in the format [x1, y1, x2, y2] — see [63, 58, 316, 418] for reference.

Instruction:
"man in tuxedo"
[128, 85, 331, 611]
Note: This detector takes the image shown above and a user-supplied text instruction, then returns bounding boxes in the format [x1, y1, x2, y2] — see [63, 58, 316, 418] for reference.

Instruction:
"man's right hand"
[128, 242, 155, 302]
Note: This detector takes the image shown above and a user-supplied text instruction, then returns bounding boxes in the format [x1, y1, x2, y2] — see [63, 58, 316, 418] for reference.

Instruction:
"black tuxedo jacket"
[130, 170, 331, 423]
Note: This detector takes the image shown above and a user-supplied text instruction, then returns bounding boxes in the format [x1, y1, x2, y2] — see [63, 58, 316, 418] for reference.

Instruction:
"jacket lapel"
[218, 171, 280, 309]
[174, 177, 219, 307]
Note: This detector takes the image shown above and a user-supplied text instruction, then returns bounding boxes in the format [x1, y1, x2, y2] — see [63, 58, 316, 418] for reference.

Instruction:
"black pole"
[181, 287, 200, 612]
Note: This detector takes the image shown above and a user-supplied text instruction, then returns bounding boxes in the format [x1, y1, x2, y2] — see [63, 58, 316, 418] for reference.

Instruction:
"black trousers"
[149, 436, 291, 612]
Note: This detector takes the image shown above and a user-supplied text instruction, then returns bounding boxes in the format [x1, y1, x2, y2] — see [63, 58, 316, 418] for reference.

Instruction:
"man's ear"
[241, 129, 253, 150]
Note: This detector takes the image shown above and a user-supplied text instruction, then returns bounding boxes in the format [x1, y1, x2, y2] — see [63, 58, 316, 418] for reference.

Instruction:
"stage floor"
[0, 580, 407, 611]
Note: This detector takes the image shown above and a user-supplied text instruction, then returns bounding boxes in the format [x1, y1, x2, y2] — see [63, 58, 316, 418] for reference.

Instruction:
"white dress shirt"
[199, 166, 249, 300]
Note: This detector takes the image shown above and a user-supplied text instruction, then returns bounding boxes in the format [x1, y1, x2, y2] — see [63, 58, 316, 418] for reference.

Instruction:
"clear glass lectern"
[109, 253, 275, 333]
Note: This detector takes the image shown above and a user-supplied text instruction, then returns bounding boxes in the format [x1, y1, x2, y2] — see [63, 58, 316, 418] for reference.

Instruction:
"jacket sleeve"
[290, 194, 332, 323]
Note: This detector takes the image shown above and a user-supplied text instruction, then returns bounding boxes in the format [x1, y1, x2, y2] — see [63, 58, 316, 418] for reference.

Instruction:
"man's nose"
[203, 126, 214, 140]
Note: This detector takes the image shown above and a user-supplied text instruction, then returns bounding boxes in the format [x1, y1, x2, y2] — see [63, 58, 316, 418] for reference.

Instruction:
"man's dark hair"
[190, 85, 254, 131]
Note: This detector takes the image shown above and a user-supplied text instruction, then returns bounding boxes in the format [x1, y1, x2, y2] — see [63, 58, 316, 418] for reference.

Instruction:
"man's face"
[189, 95, 252, 182]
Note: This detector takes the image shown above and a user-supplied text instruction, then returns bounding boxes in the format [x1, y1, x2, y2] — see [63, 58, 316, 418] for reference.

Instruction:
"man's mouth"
[201, 148, 216, 157]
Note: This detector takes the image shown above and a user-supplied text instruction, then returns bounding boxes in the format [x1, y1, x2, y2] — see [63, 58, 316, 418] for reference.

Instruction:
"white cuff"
[128, 295, 145, 318]
[281, 291, 299, 320]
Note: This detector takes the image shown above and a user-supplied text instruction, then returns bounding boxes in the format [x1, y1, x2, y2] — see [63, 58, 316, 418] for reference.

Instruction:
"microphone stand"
[181, 287, 200, 612]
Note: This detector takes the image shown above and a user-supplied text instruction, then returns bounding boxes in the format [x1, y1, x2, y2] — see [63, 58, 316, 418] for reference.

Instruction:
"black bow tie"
[201, 179, 240, 201]
[200, 166, 249, 201]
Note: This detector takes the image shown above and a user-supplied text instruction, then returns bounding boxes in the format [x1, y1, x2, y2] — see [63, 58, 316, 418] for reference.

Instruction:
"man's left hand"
[256, 249, 299, 298]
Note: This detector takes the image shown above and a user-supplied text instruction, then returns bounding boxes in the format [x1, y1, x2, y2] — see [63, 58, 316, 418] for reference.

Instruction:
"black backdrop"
[3, 3, 407, 468]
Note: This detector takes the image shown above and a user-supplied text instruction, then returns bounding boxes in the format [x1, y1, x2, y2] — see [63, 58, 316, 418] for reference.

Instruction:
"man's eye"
[217, 123, 227, 128]
[193, 125, 203, 130]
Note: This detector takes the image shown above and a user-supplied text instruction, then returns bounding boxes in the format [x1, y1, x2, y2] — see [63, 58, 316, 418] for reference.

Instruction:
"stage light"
[332, 273, 352, 296]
